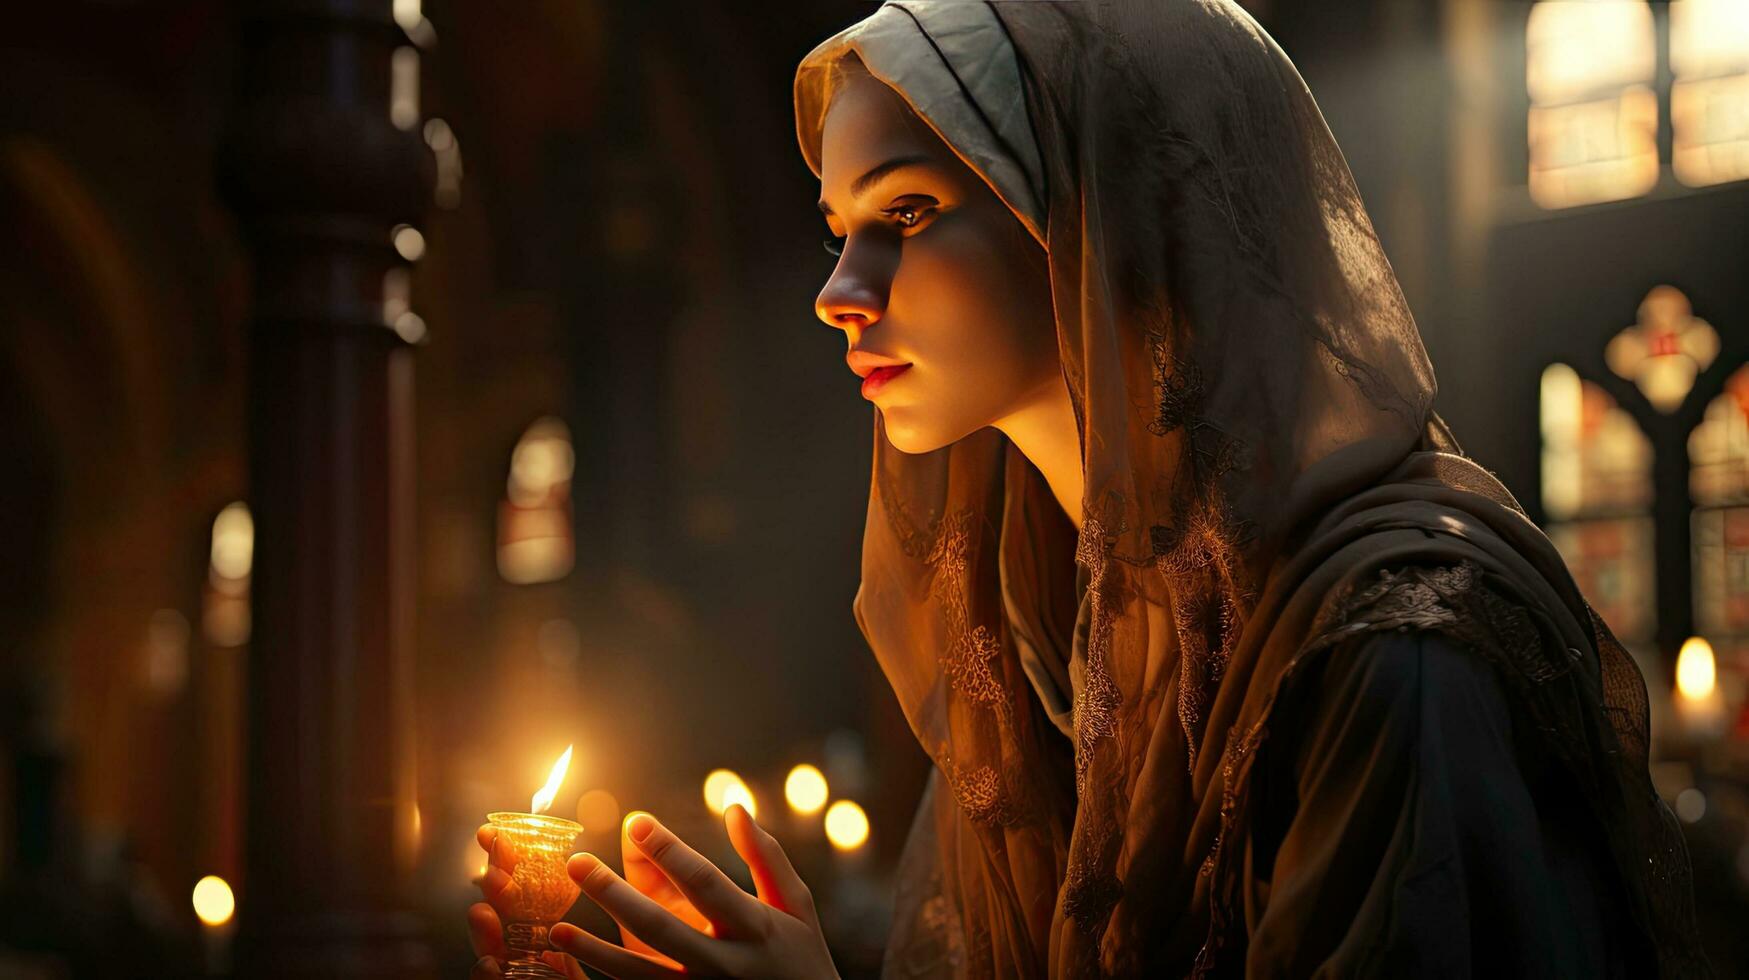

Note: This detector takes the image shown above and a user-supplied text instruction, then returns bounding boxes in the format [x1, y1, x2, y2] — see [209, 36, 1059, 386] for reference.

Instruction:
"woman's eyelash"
[883, 203, 933, 228]
[822, 202, 937, 257]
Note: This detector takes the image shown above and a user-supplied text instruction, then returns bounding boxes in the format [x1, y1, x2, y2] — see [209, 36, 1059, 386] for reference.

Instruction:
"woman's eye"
[886, 203, 935, 229]
[823, 235, 846, 257]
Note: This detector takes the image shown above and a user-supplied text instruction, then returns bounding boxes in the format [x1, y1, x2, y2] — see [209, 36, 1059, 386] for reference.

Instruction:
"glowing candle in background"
[575, 788, 621, 840]
[703, 768, 756, 818]
[1675, 636, 1726, 738]
[486, 744, 584, 980]
[784, 764, 829, 816]
[192, 874, 235, 976]
[824, 800, 869, 853]
[722, 782, 757, 819]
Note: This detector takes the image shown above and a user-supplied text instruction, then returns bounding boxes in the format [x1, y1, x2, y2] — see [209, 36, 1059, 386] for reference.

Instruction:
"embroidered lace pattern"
[879, 467, 1029, 831]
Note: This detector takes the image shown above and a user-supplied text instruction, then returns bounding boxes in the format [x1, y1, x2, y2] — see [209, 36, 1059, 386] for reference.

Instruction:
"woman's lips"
[860, 363, 911, 399]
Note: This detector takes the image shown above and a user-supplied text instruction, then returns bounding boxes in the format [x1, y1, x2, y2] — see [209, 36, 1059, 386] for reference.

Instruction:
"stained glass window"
[1527, 1, 1660, 208]
[1671, 0, 1749, 187]
[1604, 285, 1720, 413]
[1541, 362, 1658, 642]
[1691, 364, 1749, 736]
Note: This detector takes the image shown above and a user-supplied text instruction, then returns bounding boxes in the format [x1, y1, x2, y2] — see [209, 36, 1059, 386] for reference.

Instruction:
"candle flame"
[531, 744, 574, 815]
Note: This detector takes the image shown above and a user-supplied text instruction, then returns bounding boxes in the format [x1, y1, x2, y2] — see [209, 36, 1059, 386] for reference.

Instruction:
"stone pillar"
[218, 1, 433, 975]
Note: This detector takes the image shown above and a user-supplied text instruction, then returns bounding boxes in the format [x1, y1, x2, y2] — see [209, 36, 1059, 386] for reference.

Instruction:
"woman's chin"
[878, 409, 963, 456]
[881, 427, 939, 456]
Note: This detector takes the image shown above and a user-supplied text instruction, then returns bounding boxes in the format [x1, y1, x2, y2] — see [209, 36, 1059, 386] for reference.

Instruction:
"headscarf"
[793, 2, 1708, 976]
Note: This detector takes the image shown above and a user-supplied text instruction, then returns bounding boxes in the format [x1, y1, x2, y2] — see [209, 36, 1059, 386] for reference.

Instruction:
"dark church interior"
[1, 0, 1746, 976]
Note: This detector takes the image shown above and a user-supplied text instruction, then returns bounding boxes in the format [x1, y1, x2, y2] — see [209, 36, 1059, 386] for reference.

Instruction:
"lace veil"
[794, 2, 1707, 976]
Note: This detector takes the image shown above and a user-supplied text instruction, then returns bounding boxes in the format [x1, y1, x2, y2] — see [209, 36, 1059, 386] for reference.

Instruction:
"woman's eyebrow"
[817, 154, 934, 215]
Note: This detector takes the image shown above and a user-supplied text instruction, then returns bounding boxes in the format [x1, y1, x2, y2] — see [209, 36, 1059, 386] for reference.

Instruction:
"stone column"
[218, 1, 433, 975]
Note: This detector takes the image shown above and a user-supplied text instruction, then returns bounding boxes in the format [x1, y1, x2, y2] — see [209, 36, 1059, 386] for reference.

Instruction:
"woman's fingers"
[469, 955, 503, 980]
[474, 828, 527, 911]
[491, 835, 520, 874]
[725, 803, 814, 920]
[623, 813, 763, 937]
[480, 862, 524, 912]
[568, 852, 741, 974]
[548, 922, 686, 979]
[467, 902, 510, 961]
[618, 813, 710, 961]
[475, 824, 522, 877]
[620, 813, 701, 920]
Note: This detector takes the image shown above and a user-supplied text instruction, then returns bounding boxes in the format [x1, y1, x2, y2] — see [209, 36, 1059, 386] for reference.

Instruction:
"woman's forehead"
[819, 73, 954, 187]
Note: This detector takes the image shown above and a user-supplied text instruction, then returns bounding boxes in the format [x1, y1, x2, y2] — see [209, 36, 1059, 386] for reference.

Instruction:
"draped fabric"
[1245, 624, 1639, 978]
[793, 2, 1709, 976]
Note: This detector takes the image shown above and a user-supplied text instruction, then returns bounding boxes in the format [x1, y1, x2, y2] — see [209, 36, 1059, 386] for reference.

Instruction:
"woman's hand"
[555, 804, 839, 979]
[468, 803, 839, 979]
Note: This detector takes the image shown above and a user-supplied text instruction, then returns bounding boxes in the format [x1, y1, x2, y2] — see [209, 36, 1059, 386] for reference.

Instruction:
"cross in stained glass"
[1604, 285, 1720, 413]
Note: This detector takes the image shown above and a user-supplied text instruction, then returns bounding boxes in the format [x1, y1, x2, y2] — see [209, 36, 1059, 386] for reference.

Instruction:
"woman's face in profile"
[815, 62, 1057, 455]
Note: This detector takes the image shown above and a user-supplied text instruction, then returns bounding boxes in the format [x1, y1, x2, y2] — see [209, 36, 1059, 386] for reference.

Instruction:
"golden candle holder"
[487, 810, 584, 979]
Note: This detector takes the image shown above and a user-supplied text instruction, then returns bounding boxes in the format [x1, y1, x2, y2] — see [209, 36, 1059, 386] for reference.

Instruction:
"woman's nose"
[814, 250, 889, 338]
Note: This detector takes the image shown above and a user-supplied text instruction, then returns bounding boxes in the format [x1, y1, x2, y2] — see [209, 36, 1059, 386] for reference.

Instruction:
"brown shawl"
[793, 2, 1708, 976]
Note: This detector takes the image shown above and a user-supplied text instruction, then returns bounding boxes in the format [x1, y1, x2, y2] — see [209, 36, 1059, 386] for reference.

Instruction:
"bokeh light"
[824, 800, 869, 852]
[703, 768, 753, 816]
[210, 502, 253, 581]
[703, 770, 745, 815]
[192, 875, 235, 927]
[784, 764, 829, 816]
[392, 224, 426, 262]
[576, 789, 621, 834]
[723, 781, 757, 818]
[1676, 636, 1718, 701]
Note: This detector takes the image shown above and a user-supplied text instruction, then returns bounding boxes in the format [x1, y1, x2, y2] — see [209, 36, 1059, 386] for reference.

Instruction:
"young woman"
[469, 2, 1710, 976]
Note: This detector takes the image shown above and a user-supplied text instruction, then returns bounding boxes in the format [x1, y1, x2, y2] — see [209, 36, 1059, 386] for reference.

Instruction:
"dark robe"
[1009, 557, 1642, 973]
[1241, 627, 1643, 976]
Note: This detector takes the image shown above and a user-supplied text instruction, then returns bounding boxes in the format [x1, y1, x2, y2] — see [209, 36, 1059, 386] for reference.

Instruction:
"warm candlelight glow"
[824, 800, 869, 852]
[485, 810, 585, 972]
[392, 224, 426, 262]
[531, 744, 573, 815]
[723, 781, 757, 818]
[1676, 636, 1717, 702]
[784, 764, 829, 816]
[192, 875, 235, 927]
[576, 788, 621, 833]
[703, 768, 752, 815]
[210, 502, 253, 581]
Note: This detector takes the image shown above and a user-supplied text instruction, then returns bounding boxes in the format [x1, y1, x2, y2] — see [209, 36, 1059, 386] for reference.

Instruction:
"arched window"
[1526, 1, 1749, 208]
[1526, 0, 1659, 208]
[1690, 364, 1749, 729]
[1671, 0, 1749, 187]
[1540, 362, 1658, 643]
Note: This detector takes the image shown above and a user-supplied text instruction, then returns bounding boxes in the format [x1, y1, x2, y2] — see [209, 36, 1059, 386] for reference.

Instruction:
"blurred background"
[0, 0, 1744, 977]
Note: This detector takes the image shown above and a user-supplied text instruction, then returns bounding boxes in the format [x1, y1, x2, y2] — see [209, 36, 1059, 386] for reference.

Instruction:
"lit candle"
[784, 763, 828, 840]
[1674, 636, 1726, 739]
[784, 764, 829, 817]
[191, 874, 235, 976]
[824, 799, 870, 869]
[487, 745, 583, 979]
